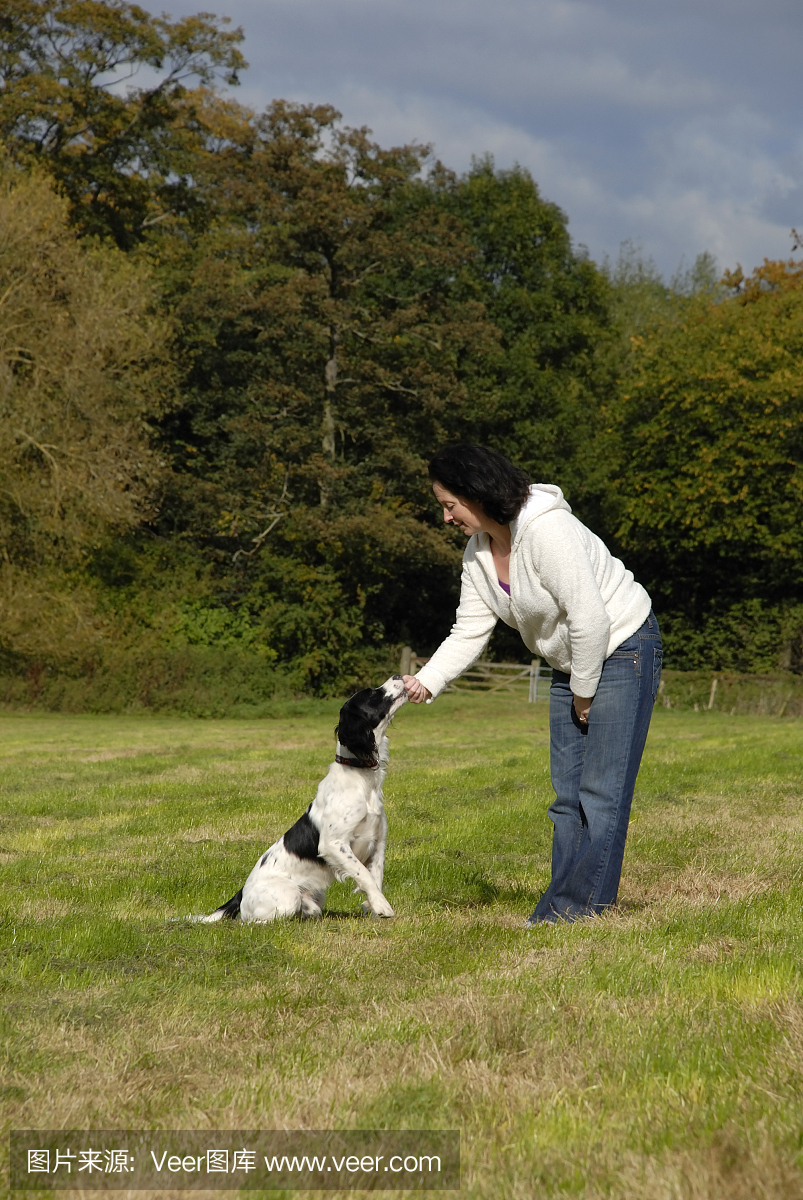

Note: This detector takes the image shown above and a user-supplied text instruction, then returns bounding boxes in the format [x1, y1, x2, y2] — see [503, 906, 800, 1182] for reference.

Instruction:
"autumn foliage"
[610, 260, 803, 670]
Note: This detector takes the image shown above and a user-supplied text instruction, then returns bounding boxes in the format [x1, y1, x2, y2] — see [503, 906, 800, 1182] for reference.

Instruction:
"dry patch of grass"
[599, 1138, 803, 1200]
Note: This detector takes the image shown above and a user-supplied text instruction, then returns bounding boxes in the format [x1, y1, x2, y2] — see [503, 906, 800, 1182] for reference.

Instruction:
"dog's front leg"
[357, 809, 390, 917]
[367, 808, 388, 892]
[321, 838, 394, 918]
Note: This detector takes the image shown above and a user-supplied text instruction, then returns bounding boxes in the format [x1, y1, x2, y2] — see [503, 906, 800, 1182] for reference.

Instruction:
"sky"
[165, 0, 802, 277]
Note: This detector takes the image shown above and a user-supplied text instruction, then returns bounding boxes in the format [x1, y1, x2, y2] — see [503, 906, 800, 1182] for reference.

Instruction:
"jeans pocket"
[651, 645, 663, 703]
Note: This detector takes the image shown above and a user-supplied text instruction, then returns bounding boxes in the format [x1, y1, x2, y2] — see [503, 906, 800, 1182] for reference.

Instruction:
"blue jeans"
[528, 611, 662, 924]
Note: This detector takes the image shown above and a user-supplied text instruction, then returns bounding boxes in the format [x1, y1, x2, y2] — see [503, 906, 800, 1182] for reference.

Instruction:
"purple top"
[498, 578, 510, 596]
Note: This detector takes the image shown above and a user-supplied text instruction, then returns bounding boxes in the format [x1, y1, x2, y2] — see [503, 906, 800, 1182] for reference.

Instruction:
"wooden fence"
[398, 646, 552, 702]
[398, 651, 803, 716]
[657, 669, 803, 717]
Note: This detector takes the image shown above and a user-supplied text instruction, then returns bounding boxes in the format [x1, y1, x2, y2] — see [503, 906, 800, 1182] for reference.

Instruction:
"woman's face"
[432, 482, 487, 537]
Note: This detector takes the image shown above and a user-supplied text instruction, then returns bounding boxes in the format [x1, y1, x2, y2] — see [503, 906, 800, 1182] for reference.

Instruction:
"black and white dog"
[197, 676, 407, 923]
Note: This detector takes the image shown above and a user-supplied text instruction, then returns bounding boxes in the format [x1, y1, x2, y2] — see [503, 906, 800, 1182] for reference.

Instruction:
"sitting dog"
[197, 675, 407, 923]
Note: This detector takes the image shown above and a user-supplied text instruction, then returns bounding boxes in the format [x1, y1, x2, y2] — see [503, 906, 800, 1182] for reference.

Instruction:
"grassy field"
[1, 694, 802, 1199]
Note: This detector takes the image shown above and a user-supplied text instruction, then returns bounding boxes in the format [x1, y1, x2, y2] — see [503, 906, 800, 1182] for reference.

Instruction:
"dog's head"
[335, 675, 408, 765]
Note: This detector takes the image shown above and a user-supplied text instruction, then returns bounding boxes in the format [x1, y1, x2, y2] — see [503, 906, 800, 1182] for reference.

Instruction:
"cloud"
[163, 0, 803, 275]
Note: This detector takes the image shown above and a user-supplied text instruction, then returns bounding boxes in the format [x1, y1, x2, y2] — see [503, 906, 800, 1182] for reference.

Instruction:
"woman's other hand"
[573, 694, 593, 724]
[403, 675, 431, 704]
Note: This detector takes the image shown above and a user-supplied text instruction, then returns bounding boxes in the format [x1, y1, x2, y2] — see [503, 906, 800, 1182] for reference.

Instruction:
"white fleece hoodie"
[415, 485, 651, 701]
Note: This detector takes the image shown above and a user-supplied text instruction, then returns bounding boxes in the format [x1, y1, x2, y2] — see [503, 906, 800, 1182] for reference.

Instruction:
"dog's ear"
[336, 691, 377, 762]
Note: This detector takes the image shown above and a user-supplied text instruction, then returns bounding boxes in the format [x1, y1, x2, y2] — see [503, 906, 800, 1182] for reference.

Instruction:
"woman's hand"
[403, 675, 431, 704]
[573, 694, 593, 725]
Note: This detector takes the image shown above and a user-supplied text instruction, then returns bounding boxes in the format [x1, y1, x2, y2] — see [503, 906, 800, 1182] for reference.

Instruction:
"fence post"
[399, 646, 413, 676]
[707, 676, 718, 710]
[529, 659, 540, 703]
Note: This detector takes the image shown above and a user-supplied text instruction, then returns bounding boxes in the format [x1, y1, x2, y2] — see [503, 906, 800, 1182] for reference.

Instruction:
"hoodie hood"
[465, 484, 572, 583]
[511, 485, 572, 549]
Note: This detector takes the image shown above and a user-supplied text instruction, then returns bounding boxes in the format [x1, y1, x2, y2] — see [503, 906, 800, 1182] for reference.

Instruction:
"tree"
[148, 130, 624, 681]
[149, 102, 502, 685]
[603, 241, 721, 343]
[437, 157, 616, 515]
[0, 0, 246, 246]
[608, 258, 803, 669]
[167, 103, 496, 500]
[0, 154, 172, 658]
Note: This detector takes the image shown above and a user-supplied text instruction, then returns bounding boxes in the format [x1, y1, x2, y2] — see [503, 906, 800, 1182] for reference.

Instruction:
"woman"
[403, 443, 662, 924]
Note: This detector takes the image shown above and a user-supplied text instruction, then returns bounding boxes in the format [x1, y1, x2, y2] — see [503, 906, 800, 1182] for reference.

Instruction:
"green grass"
[1, 696, 802, 1199]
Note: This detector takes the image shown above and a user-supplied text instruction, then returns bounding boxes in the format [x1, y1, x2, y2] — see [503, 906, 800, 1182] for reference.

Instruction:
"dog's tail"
[197, 888, 243, 923]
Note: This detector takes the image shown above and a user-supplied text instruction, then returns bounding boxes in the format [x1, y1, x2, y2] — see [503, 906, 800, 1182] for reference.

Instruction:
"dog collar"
[336, 754, 379, 769]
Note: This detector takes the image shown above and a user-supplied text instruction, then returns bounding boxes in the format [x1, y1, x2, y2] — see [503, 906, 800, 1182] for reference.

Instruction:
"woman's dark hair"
[428, 443, 531, 525]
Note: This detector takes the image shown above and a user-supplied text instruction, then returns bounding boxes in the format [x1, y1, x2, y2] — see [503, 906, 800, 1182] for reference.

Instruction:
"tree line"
[1, 0, 801, 708]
